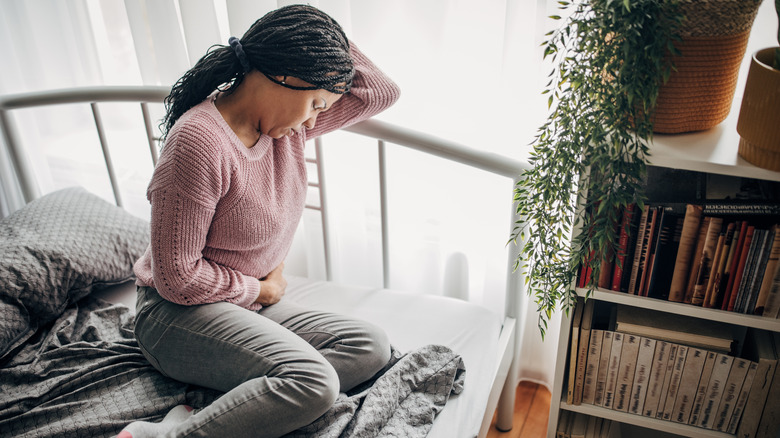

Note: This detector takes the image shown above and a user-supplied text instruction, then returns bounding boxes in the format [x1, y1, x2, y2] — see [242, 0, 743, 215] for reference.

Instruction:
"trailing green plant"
[510, 0, 684, 338]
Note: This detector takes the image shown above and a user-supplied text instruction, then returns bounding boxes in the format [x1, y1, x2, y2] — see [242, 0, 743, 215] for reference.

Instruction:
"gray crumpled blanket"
[0, 296, 465, 438]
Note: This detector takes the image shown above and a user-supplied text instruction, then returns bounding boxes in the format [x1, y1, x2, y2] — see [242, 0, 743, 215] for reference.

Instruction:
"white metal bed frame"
[0, 86, 530, 437]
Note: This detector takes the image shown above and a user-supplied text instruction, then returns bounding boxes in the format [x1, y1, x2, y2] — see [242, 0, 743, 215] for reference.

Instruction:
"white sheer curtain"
[0, 0, 561, 388]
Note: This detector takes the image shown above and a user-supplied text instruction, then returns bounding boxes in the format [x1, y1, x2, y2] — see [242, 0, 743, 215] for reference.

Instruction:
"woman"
[121, 5, 400, 438]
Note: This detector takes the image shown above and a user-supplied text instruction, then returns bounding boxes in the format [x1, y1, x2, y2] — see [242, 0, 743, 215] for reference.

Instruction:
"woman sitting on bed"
[121, 5, 400, 438]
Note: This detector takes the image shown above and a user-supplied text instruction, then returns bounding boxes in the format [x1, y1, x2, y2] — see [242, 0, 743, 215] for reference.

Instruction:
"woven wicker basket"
[652, 0, 762, 134]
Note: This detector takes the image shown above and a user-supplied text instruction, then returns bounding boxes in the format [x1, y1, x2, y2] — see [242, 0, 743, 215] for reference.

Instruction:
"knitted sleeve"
[146, 121, 261, 308]
[304, 42, 401, 139]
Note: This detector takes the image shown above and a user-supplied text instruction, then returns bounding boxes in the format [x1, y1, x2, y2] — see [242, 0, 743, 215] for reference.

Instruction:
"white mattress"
[95, 276, 503, 438]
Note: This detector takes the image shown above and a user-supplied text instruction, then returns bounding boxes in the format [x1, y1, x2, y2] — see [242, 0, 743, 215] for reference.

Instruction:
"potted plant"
[736, 0, 780, 171]
[510, 0, 686, 337]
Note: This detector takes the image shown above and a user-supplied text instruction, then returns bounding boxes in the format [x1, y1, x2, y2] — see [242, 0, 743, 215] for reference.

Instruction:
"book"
[582, 329, 604, 405]
[728, 226, 756, 311]
[594, 330, 614, 406]
[671, 347, 707, 424]
[614, 305, 735, 353]
[685, 216, 713, 304]
[701, 230, 726, 307]
[628, 337, 657, 415]
[714, 357, 751, 432]
[668, 204, 704, 302]
[646, 210, 684, 300]
[654, 343, 679, 418]
[602, 332, 624, 410]
[598, 419, 613, 438]
[706, 222, 736, 308]
[698, 353, 735, 429]
[611, 203, 638, 292]
[585, 416, 598, 438]
[755, 225, 780, 315]
[573, 299, 595, 405]
[689, 351, 718, 426]
[569, 412, 588, 438]
[691, 217, 724, 306]
[745, 228, 776, 314]
[737, 330, 780, 438]
[727, 361, 759, 434]
[637, 206, 661, 297]
[643, 341, 673, 418]
[627, 206, 651, 295]
[735, 229, 768, 313]
[760, 262, 780, 319]
[721, 221, 749, 310]
[567, 298, 585, 405]
[613, 333, 641, 412]
[754, 333, 780, 438]
[660, 344, 689, 421]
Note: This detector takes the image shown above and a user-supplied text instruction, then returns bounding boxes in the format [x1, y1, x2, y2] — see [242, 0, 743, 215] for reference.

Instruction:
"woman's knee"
[362, 322, 392, 373]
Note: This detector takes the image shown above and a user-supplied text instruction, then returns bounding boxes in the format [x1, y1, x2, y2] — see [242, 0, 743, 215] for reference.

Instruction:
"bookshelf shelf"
[546, 5, 780, 437]
[576, 288, 780, 334]
[560, 399, 734, 438]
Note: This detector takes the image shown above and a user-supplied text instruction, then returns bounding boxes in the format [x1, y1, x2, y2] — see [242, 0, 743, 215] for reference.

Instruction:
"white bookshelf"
[546, 4, 780, 434]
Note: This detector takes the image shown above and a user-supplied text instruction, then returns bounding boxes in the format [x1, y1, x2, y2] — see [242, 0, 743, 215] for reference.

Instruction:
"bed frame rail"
[0, 86, 531, 436]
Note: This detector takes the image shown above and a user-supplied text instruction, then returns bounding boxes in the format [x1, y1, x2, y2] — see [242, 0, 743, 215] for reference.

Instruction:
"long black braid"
[161, 4, 354, 139]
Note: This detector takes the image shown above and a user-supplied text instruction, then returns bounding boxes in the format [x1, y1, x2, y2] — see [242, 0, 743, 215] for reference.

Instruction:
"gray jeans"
[134, 286, 391, 437]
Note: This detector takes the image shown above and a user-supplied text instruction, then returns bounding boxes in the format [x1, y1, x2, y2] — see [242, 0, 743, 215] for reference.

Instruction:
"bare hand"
[256, 263, 287, 306]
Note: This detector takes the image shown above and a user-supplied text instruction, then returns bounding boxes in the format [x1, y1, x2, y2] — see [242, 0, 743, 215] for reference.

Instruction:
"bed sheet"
[92, 275, 503, 438]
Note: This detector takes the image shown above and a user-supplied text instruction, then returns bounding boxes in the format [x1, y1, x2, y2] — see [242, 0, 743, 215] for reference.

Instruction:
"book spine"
[582, 329, 604, 405]
[735, 229, 766, 313]
[627, 206, 650, 295]
[628, 337, 657, 415]
[647, 213, 684, 300]
[654, 343, 679, 418]
[745, 229, 776, 314]
[714, 357, 751, 432]
[643, 341, 672, 418]
[707, 222, 737, 309]
[699, 353, 735, 429]
[660, 345, 689, 421]
[668, 204, 703, 302]
[613, 334, 641, 412]
[761, 262, 780, 319]
[722, 221, 749, 310]
[691, 217, 724, 306]
[566, 299, 584, 405]
[755, 225, 780, 315]
[594, 331, 614, 406]
[689, 351, 718, 425]
[727, 361, 758, 434]
[602, 332, 624, 410]
[573, 300, 595, 405]
[672, 347, 707, 424]
[702, 231, 726, 307]
[637, 207, 660, 297]
[685, 216, 713, 304]
[753, 361, 780, 438]
[736, 358, 778, 437]
[611, 204, 635, 291]
[727, 226, 756, 311]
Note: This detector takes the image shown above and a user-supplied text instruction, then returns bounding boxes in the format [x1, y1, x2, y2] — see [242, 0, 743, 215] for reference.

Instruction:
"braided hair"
[161, 4, 354, 139]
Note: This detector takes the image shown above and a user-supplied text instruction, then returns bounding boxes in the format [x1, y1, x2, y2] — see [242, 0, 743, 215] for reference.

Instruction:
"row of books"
[567, 300, 780, 437]
[556, 412, 615, 438]
[579, 202, 780, 318]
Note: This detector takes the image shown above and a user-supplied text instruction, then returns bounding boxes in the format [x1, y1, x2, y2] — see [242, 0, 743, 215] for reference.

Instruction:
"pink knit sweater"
[133, 45, 399, 309]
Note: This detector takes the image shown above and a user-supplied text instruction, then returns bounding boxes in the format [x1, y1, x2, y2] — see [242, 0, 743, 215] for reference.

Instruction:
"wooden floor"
[486, 381, 551, 438]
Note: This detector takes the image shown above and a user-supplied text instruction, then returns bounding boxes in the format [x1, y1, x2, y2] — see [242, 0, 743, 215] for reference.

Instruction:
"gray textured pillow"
[0, 187, 149, 359]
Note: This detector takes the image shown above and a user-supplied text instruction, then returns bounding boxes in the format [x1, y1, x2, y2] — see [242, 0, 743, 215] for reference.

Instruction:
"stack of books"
[579, 201, 780, 319]
[566, 300, 780, 436]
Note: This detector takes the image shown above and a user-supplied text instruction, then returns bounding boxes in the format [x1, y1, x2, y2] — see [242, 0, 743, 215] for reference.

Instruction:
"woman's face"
[256, 75, 344, 139]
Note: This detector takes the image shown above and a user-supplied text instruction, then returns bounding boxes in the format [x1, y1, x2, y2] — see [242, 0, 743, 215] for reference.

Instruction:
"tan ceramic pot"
[736, 47, 780, 172]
